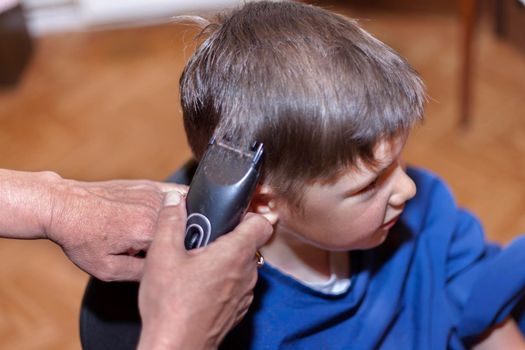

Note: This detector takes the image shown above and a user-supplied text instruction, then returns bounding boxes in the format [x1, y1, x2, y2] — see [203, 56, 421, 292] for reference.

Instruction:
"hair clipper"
[184, 138, 264, 250]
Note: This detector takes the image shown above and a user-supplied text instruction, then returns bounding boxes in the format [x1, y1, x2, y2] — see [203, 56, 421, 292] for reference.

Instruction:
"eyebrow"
[357, 157, 397, 188]
[339, 158, 395, 197]
[374, 158, 396, 178]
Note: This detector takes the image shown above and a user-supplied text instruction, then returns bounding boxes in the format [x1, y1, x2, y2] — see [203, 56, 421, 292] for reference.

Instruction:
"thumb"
[153, 191, 187, 248]
[156, 182, 189, 196]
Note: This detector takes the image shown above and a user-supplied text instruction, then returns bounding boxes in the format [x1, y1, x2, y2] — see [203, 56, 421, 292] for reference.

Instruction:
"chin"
[370, 228, 391, 246]
[351, 230, 390, 251]
[322, 238, 385, 252]
[309, 239, 358, 252]
[307, 229, 391, 252]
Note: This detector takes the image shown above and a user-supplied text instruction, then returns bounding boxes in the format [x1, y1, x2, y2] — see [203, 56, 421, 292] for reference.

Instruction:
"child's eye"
[342, 177, 381, 199]
[356, 178, 379, 195]
[365, 178, 379, 190]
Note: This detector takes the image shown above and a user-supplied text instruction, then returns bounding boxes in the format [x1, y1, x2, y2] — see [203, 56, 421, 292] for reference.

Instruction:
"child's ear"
[250, 184, 279, 225]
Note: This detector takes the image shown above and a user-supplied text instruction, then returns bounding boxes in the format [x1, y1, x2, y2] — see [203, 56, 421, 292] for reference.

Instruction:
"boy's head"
[180, 1, 425, 212]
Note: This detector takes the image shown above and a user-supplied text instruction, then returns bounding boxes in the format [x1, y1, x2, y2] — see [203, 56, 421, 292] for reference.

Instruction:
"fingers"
[110, 191, 188, 281]
[231, 214, 273, 250]
[98, 255, 145, 282]
[207, 214, 272, 268]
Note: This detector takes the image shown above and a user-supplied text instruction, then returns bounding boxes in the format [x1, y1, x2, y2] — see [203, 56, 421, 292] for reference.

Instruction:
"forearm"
[0, 168, 61, 240]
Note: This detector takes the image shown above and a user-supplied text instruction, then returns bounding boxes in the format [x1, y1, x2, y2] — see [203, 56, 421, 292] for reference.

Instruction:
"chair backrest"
[165, 158, 198, 185]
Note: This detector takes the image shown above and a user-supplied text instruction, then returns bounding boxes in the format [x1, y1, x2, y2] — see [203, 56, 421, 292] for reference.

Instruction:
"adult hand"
[46, 177, 187, 282]
[138, 191, 273, 350]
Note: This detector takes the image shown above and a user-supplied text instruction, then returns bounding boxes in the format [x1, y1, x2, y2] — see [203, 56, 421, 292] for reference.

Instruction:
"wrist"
[30, 170, 64, 240]
[44, 174, 86, 244]
[41, 171, 69, 241]
[0, 169, 62, 240]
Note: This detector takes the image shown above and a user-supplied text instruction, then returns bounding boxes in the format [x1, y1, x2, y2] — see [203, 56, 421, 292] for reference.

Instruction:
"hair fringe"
[170, 15, 211, 28]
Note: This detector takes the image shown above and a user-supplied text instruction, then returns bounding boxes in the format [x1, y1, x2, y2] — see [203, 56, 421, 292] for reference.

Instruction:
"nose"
[388, 167, 416, 207]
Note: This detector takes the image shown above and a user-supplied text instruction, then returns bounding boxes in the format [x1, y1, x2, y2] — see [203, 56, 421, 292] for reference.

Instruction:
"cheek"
[334, 194, 387, 227]
[326, 197, 391, 246]
[277, 191, 391, 250]
[298, 201, 386, 248]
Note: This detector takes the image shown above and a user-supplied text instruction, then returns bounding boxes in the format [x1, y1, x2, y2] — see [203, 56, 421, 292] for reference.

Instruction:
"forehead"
[369, 136, 406, 167]
[349, 135, 406, 178]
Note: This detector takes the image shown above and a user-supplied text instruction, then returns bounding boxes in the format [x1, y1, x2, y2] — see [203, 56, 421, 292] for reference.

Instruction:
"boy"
[80, 1, 525, 349]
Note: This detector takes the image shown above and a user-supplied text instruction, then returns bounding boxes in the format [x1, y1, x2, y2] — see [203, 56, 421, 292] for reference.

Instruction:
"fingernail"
[164, 191, 182, 206]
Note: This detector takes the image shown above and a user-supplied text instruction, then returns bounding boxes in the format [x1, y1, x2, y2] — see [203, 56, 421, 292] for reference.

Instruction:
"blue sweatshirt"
[220, 167, 525, 349]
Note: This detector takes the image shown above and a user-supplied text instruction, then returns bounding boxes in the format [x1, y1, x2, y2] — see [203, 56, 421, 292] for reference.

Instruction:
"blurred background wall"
[22, 0, 255, 35]
[1, 0, 524, 349]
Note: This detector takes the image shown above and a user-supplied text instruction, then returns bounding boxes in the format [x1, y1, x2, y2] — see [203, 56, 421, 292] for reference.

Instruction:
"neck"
[260, 229, 332, 283]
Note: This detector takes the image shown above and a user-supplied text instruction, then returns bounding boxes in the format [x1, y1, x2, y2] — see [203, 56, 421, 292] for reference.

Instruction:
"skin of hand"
[45, 175, 188, 282]
[137, 191, 273, 350]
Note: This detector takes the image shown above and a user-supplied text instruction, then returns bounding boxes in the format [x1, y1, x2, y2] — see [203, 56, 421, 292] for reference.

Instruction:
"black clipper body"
[184, 139, 264, 250]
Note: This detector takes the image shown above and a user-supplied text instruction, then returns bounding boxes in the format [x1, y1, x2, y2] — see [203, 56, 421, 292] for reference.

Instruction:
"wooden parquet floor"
[0, 4, 524, 349]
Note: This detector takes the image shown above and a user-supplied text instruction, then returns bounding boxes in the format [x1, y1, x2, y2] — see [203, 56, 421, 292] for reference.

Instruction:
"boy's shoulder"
[403, 166, 460, 226]
[402, 166, 484, 247]
[405, 166, 454, 203]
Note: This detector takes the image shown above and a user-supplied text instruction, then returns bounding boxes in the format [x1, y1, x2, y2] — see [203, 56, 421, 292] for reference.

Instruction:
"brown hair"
[180, 1, 425, 206]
